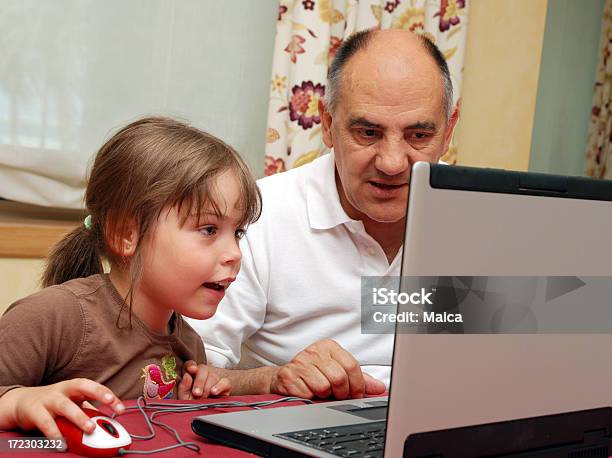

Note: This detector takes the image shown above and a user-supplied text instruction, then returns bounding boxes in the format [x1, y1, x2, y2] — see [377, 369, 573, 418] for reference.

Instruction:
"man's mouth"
[202, 280, 232, 291]
[369, 181, 406, 190]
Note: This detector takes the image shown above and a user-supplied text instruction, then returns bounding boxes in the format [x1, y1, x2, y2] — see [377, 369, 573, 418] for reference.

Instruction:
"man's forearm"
[208, 365, 280, 396]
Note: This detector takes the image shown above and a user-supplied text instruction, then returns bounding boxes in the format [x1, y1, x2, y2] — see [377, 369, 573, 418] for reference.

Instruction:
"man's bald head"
[324, 29, 453, 120]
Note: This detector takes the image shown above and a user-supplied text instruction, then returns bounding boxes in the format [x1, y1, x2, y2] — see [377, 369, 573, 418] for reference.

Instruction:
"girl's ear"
[107, 218, 139, 258]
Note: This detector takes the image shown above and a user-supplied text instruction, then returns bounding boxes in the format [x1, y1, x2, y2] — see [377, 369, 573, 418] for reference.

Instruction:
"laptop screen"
[385, 162, 612, 457]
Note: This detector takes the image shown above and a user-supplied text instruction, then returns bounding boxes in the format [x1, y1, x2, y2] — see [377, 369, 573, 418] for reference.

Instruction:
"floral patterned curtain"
[264, 0, 469, 176]
[585, 0, 612, 179]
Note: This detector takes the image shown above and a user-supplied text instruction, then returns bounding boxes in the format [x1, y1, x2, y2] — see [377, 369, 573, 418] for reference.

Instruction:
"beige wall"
[0, 258, 44, 315]
[456, 0, 549, 170]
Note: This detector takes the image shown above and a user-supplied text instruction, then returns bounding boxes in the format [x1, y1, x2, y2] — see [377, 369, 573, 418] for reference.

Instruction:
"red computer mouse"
[56, 408, 132, 457]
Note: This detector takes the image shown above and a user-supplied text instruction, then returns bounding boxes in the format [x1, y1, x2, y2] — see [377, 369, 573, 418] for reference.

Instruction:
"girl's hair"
[42, 116, 261, 289]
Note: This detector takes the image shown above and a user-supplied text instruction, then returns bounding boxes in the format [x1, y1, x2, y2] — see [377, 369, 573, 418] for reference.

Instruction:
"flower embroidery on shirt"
[141, 355, 177, 400]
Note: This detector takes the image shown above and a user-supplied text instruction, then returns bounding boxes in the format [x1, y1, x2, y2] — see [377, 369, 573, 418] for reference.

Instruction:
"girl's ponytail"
[41, 218, 103, 287]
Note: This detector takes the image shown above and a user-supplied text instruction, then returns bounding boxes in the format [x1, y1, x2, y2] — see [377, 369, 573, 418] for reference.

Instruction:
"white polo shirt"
[187, 151, 400, 385]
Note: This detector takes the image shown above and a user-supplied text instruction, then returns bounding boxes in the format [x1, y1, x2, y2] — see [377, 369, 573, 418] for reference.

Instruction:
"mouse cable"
[115, 395, 312, 455]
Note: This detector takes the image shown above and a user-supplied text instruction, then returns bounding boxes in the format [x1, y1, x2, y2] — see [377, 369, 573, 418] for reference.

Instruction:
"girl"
[0, 117, 261, 438]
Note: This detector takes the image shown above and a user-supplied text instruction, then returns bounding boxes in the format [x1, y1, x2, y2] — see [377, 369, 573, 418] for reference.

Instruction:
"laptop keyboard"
[275, 421, 386, 457]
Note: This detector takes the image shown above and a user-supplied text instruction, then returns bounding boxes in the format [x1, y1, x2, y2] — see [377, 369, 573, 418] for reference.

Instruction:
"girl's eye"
[235, 228, 246, 240]
[199, 225, 217, 237]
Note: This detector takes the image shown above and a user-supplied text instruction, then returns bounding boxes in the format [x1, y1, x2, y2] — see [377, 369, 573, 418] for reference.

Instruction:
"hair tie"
[83, 214, 93, 230]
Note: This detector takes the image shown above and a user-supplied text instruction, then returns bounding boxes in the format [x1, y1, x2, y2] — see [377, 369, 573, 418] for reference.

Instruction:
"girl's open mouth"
[202, 280, 232, 291]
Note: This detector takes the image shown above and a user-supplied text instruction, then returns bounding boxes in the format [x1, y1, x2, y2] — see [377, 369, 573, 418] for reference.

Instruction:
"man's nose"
[375, 139, 411, 176]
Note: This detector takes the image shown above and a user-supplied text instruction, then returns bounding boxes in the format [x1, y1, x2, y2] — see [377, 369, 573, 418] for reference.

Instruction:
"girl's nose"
[222, 238, 242, 265]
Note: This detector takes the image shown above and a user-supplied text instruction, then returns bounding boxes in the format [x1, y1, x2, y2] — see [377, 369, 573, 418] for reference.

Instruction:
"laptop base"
[192, 419, 309, 457]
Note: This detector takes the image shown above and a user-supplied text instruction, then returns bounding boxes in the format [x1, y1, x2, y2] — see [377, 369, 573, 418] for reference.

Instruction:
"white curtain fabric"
[0, 0, 278, 208]
[264, 0, 469, 176]
[0, 149, 88, 208]
[585, 0, 612, 179]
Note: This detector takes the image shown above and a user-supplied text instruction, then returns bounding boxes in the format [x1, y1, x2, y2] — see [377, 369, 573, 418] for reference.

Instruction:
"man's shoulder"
[245, 153, 334, 235]
[256, 152, 331, 194]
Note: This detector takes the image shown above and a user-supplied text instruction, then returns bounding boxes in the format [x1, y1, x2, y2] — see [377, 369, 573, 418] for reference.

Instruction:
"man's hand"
[269, 339, 386, 399]
[178, 361, 231, 400]
[0, 379, 125, 439]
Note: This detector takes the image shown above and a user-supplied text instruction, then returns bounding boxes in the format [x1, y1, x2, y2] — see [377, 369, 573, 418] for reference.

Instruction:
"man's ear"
[319, 99, 334, 149]
[442, 104, 460, 155]
[107, 218, 139, 258]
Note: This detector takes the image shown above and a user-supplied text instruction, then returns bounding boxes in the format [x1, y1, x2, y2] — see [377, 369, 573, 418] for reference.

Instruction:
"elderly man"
[188, 28, 458, 399]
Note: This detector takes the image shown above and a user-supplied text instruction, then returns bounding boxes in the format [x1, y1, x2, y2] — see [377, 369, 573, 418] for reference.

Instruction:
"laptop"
[192, 162, 612, 457]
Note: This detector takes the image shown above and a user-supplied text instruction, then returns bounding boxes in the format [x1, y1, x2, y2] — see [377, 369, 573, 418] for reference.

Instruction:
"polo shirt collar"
[306, 150, 354, 230]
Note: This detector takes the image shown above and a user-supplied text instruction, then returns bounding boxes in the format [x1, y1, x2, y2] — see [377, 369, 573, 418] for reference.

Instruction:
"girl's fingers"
[192, 365, 209, 397]
[184, 360, 199, 375]
[62, 379, 125, 415]
[177, 372, 194, 400]
[7, 381, 125, 440]
[49, 395, 95, 434]
[33, 409, 63, 439]
[80, 400, 97, 411]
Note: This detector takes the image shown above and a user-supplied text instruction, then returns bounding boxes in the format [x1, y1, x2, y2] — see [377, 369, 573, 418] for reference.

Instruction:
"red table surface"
[0, 394, 312, 457]
[8, 393, 597, 458]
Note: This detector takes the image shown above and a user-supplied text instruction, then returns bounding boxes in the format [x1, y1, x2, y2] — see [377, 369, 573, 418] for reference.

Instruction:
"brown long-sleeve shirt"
[0, 274, 205, 400]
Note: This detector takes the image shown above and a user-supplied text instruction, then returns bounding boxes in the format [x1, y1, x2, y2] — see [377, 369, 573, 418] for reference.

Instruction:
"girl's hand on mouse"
[0, 379, 125, 438]
[179, 360, 231, 399]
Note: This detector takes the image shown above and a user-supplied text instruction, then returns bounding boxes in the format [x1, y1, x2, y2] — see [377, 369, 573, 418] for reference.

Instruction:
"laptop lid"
[384, 162, 612, 457]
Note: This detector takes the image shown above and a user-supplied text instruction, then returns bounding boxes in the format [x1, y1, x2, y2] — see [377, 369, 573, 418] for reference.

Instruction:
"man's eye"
[235, 228, 246, 240]
[199, 225, 217, 237]
[411, 132, 431, 141]
[356, 128, 379, 139]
